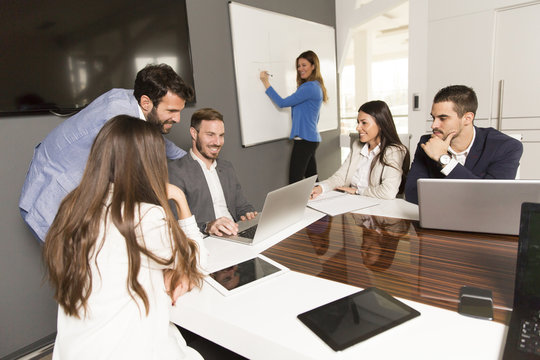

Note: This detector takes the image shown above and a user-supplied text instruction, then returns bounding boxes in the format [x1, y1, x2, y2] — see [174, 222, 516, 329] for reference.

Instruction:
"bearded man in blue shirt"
[19, 64, 193, 241]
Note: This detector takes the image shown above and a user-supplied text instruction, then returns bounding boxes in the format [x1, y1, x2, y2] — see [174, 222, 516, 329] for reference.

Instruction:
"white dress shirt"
[189, 150, 233, 220]
[350, 143, 381, 194]
[441, 127, 476, 175]
[137, 105, 146, 120]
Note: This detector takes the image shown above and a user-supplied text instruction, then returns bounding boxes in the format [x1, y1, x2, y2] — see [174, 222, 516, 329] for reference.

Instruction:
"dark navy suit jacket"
[405, 127, 523, 204]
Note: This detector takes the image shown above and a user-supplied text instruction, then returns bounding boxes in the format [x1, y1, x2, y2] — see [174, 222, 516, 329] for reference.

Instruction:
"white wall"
[407, 0, 428, 153]
[408, 0, 537, 152]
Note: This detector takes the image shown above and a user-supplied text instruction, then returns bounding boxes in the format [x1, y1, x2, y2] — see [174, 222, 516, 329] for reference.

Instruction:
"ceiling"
[346, 1, 409, 62]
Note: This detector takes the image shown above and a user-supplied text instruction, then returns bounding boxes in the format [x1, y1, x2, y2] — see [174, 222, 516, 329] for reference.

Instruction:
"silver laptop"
[214, 175, 317, 245]
[418, 179, 540, 235]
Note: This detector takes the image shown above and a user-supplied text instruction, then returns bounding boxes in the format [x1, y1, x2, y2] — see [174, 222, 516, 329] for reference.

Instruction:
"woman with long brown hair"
[311, 100, 410, 199]
[43, 115, 206, 359]
[260, 50, 328, 184]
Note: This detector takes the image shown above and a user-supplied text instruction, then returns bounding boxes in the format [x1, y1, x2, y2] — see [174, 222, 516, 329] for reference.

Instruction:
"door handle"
[497, 79, 504, 130]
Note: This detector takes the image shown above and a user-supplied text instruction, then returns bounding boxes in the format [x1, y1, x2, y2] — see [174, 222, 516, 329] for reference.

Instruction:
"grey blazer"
[168, 155, 255, 232]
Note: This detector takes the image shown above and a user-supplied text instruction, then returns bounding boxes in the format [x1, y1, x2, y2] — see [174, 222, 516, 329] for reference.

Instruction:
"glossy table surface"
[171, 202, 516, 359]
[263, 213, 519, 324]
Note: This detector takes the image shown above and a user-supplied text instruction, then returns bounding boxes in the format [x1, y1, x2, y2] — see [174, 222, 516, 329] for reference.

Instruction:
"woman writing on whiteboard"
[260, 50, 328, 184]
[43, 115, 207, 359]
[310, 100, 410, 200]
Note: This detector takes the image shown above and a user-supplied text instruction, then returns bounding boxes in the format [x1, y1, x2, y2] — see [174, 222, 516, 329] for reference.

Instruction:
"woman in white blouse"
[43, 115, 207, 360]
[311, 100, 410, 200]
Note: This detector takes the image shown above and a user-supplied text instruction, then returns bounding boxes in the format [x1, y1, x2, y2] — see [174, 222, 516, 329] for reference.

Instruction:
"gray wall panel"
[0, 0, 338, 356]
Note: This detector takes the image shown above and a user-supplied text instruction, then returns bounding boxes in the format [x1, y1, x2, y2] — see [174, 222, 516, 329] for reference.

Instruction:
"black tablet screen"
[297, 287, 420, 351]
[209, 256, 281, 291]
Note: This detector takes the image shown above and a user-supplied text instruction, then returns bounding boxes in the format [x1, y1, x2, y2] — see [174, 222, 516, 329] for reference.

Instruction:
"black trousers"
[289, 139, 319, 184]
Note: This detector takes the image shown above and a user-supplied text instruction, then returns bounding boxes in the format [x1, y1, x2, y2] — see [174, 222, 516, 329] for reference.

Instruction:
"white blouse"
[52, 204, 206, 360]
[349, 143, 381, 194]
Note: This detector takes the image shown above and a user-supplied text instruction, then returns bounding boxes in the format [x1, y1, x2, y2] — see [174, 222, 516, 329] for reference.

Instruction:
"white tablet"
[204, 255, 288, 296]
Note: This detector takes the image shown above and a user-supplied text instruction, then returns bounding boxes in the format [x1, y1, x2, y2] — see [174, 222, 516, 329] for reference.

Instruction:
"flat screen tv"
[0, 0, 196, 116]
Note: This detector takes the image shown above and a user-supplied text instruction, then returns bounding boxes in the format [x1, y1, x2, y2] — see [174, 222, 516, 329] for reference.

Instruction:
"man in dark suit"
[405, 85, 523, 204]
[168, 108, 256, 235]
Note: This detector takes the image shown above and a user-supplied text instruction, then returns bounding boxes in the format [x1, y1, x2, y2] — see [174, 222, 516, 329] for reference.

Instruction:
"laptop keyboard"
[238, 225, 258, 239]
[519, 311, 540, 355]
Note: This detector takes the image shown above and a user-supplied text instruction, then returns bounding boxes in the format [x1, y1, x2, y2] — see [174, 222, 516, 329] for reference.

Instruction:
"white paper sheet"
[307, 191, 380, 216]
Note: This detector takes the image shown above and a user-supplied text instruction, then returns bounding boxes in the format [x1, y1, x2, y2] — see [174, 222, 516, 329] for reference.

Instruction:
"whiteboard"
[228, 2, 338, 147]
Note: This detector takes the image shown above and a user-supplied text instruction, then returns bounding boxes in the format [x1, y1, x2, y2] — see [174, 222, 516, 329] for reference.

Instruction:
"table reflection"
[263, 212, 518, 323]
[350, 214, 412, 271]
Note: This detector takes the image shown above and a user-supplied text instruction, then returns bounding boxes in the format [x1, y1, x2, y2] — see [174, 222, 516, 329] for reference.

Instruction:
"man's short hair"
[133, 63, 194, 106]
[433, 85, 478, 118]
[191, 108, 224, 131]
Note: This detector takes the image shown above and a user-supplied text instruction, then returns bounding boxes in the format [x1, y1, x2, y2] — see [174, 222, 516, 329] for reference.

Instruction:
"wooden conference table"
[170, 198, 518, 359]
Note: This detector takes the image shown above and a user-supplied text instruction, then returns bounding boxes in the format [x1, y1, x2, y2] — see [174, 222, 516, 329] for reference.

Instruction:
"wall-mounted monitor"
[0, 0, 195, 116]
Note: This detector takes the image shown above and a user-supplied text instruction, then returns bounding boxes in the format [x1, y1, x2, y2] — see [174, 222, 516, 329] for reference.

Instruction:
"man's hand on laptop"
[206, 217, 239, 236]
[240, 211, 258, 221]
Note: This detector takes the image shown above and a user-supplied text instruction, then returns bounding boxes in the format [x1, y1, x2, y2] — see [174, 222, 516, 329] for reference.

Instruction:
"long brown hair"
[43, 115, 203, 317]
[358, 100, 410, 194]
[296, 50, 328, 103]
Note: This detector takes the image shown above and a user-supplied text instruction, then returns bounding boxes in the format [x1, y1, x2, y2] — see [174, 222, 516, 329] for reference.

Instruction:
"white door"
[492, 2, 540, 179]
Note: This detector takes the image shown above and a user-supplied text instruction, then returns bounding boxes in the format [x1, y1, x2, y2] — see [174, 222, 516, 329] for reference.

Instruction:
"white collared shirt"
[441, 127, 476, 175]
[350, 143, 381, 194]
[189, 149, 233, 220]
[137, 105, 146, 121]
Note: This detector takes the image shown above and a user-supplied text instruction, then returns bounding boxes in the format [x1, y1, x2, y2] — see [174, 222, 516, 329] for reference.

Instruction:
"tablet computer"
[297, 287, 420, 351]
[204, 254, 288, 296]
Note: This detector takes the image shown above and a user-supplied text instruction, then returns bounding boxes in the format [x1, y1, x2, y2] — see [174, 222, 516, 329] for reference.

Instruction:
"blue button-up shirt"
[19, 88, 186, 241]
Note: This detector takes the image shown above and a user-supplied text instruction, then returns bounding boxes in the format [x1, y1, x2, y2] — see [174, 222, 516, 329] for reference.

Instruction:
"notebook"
[212, 175, 317, 245]
[503, 202, 540, 359]
[417, 179, 540, 235]
[307, 190, 379, 216]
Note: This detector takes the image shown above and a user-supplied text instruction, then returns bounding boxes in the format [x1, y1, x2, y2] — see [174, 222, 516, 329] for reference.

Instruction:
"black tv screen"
[0, 0, 195, 116]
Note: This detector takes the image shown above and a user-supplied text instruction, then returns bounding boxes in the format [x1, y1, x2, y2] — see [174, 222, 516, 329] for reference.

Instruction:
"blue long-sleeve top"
[265, 80, 323, 142]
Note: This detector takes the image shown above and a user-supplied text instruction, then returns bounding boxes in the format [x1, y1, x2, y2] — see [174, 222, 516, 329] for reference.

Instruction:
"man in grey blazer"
[168, 108, 257, 236]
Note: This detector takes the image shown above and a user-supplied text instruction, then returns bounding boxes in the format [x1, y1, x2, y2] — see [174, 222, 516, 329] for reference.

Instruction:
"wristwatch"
[438, 153, 451, 167]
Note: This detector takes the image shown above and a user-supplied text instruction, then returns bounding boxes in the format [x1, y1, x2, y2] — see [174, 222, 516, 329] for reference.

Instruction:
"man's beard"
[196, 138, 221, 160]
[146, 108, 173, 134]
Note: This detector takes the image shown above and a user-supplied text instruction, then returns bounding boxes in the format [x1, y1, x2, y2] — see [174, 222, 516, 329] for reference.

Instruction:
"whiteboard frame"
[228, 2, 339, 147]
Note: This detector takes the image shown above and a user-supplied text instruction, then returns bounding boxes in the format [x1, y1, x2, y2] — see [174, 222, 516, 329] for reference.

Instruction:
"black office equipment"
[297, 287, 420, 351]
[458, 286, 493, 320]
[0, 0, 195, 116]
[503, 202, 540, 359]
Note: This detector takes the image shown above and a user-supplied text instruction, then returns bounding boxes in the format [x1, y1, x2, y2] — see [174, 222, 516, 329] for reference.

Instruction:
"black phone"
[458, 286, 493, 320]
